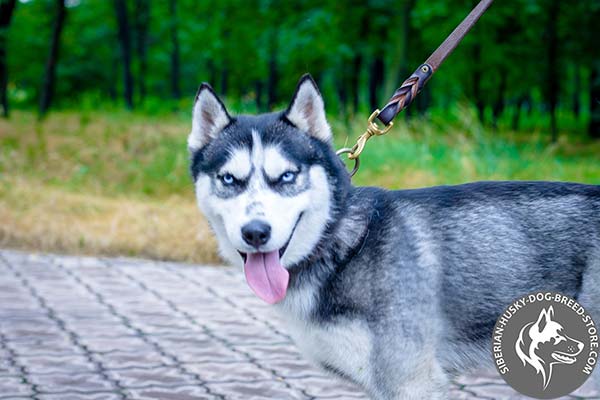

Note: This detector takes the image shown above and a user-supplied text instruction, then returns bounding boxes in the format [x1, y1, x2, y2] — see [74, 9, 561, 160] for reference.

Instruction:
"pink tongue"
[244, 250, 289, 304]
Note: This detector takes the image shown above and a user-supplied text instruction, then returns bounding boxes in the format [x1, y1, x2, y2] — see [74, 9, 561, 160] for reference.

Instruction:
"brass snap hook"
[336, 109, 392, 178]
[348, 110, 393, 160]
[336, 147, 360, 177]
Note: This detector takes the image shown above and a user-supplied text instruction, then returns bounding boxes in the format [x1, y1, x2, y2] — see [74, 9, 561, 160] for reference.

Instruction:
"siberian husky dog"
[188, 74, 600, 399]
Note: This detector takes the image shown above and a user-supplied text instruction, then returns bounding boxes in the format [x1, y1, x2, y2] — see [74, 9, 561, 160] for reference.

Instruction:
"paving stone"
[462, 382, 528, 399]
[63, 320, 136, 338]
[214, 326, 287, 345]
[183, 361, 275, 382]
[106, 366, 197, 388]
[256, 357, 318, 378]
[154, 335, 247, 363]
[29, 373, 116, 393]
[287, 376, 368, 399]
[0, 317, 59, 331]
[0, 357, 19, 376]
[204, 379, 308, 400]
[0, 397, 33, 400]
[1, 249, 598, 400]
[2, 328, 68, 344]
[10, 337, 85, 357]
[233, 343, 303, 361]
[78, 336, 156, 354]
[17, 354, 98, 375]
[0, 376, 34, 397]
[133, 320, 200, 336]
[124, 385, 215, 400]
[92, 349, 176, 370]
[37, 393, 123, 400]
[0, 309, 49, 321]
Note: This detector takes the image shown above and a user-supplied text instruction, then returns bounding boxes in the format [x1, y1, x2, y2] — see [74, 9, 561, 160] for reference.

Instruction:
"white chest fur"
[276, 291, 372, 387]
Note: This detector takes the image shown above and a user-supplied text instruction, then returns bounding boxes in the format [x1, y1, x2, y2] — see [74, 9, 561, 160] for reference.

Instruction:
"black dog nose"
[241, 220, 271, 248]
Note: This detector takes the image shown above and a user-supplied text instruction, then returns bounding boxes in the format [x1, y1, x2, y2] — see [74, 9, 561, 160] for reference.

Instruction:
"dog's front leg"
[367, 352, 448, 400]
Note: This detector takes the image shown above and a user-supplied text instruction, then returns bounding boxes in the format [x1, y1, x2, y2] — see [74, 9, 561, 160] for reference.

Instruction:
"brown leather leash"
[338, 0, 495, 176]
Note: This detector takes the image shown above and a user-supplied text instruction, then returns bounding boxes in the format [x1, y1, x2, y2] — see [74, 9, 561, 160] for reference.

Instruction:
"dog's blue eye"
[220, 173, 235, 185]
[280, 171, 297, 184]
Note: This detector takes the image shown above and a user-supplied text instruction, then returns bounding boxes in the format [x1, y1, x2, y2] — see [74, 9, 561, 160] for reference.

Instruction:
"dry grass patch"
[1, 109, 598, 262]
[0, 178, 220, 263]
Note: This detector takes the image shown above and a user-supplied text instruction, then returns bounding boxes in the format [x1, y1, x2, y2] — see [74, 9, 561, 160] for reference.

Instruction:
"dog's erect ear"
[188, 83, 231, 152]
[535, 307, 552, 333]
[284, 74, 332, 143]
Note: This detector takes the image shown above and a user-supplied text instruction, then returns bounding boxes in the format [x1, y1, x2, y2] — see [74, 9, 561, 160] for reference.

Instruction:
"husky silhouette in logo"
[515, 306, 584, 389]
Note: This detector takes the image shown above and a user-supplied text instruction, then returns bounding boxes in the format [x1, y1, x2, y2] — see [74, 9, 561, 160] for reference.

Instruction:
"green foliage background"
[4, 0, 599, 134]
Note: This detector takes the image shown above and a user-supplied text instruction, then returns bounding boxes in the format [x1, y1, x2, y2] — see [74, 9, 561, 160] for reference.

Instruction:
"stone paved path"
[0, 249, 598, 400]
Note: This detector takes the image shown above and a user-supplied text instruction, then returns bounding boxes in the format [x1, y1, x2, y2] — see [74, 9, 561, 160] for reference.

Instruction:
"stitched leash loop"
[377, 64, 433, 125]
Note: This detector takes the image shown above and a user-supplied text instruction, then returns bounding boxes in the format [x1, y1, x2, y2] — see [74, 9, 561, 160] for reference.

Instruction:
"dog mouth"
[552, 351, 578, 364]
[238, 242, 289, 264]
[237, 212, 303, 263]
[237, 213, 303, 304]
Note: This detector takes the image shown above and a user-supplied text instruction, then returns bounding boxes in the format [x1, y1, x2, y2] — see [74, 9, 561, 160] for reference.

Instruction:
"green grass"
[0, 106, 598, 262]
[2, 106, 599, 200]
[333, 105, 600, 188]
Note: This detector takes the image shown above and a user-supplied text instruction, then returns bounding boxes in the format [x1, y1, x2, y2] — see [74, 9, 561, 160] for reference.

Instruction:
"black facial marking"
[264, 167, 311, 197]
[210, 173, 249, 199]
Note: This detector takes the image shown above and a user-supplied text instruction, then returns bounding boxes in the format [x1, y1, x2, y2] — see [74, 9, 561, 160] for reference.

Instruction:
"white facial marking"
[220, 149, 251, 179]
[250, 129, 264, 168]
[280, 166, 330, 266]
[263, 147, 297, 180]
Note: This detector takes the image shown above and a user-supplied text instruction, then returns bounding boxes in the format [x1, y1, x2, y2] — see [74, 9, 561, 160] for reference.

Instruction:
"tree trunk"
[368, 57, 384, 111]
[168, 0, 180, 100]
[350, 54, 362, 114]
[472, 41, 485, 123]
[572, 66, 580, 119]
[0, 0, 17, 117]
[266, 32, 278, 109]
[207, 60, 217, 89]
[108, 53, 118, 100]
[383, 0, 416, 103]
[546, 0, 559, 142]
[134, 0, 149, 102]
[335, 64, 348, 117]
[39, 0, 66, 117]
[114, 0, 134, 109]
[512, 95, 526, 131]
[492, 69, 507, 128]
[590, 63, 600, 139]
[415, 86, 430, 115]
[220, 66, 228, 97]
[255, 80, 264, 112]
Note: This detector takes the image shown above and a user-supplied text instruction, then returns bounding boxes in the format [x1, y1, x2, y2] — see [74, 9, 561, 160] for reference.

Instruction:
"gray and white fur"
[188, 74, 600, 399]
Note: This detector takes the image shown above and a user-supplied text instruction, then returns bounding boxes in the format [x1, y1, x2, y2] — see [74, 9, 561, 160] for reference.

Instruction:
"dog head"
[515, 306, 584, 389]
[188, 75, 350, 304]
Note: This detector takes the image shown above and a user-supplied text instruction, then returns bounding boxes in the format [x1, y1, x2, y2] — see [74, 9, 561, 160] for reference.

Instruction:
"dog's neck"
[279, 186, 373, 319]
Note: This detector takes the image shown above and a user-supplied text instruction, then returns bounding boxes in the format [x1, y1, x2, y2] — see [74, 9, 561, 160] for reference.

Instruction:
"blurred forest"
[1, 0, 599, 139]
[1, 0, 600, 261]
